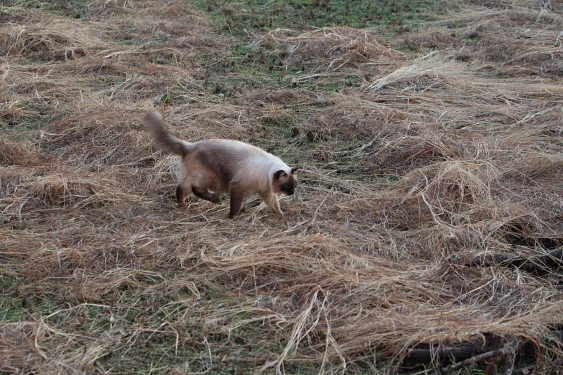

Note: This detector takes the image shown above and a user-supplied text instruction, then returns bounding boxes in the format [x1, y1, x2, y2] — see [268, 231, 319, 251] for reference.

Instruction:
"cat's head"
[273, 167, 300, 196]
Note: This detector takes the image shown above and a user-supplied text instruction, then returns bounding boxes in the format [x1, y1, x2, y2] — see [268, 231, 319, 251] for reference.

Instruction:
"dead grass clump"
[0, 104, 38, 129]
[45, 108, 153, 167]
[330, 265, 550, 358]
[469, 37, 563, 77]
[536, 112, 563, 136]
[0, 63, 83, 105]
[395, 30, 459, 52]
[504, 6, 563, 26]
[395, 160, 500, 225]
[0, 8, 47, 33]
[435, 259, 543, 309]
[172, 34, 226, 62]
[385, 73, 449, 92]
[246, 88, 306, 106]
[508, 155, 563, 186]
[23, 173, 120, 208]
[60, 59, 200, 98]
[0, 323, 42, 372]
[3, 79, 69, 97]
[0, 138, 41, 166]
[66, 59, 129, 78]
[505, 108, 563, 154]
[0, 21, 103, 61]
[0, 9, 30, 25]
[306, 103, 412, 144]
[98, 6, 222, 61]
[470, 38, 520, 63]
[504, 48, 563, 77]
[22, 243, 154, 283]
[28, 174, 98, 207]
[367, 51, 466, 91]
[339, 194, 435, 232]
[492, 210, 544, 247]
[98, 64, 198, 101]
[369, 134, 467, 176]
[82, 0, 134, 17]
[22, 246, 88, 281]
[110, 48, 194, 68]
[264, 26, 401, 74]
[0, 166, 32, 199]
[161, 1, 205, 17]
[209, 235, 379, 281]
[454, 7, 563, 77]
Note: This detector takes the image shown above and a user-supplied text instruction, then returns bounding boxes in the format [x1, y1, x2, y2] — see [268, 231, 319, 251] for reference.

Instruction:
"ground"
[1, 0, 563, 373]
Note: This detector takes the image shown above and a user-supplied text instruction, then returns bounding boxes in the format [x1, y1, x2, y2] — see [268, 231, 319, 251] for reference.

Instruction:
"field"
[1, 0, 563, 373]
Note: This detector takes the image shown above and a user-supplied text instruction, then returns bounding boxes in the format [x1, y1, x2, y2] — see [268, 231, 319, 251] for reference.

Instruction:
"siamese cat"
[144, 111, 299, 218]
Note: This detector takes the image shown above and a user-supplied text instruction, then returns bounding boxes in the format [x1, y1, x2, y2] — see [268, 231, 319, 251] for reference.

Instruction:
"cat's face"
[273, 167, 300, 196]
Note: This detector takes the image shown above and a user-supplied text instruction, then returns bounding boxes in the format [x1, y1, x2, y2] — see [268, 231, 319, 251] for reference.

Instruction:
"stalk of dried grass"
[0, 322, 43, 370]
[367, 51, 463, 91]
[1, 21, 103, 61]
[0, 138, 40, 166]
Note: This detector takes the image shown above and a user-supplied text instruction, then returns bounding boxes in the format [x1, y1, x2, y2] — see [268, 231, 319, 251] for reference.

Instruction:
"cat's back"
[188, 139, 277, 177]
[193, 139, 271, 161]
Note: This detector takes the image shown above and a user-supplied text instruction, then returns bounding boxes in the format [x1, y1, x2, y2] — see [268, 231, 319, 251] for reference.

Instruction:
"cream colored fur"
[144, 111, 298, 218]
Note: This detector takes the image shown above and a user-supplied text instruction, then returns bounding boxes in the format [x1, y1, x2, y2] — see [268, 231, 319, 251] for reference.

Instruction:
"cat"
[144, 111, 299, 218]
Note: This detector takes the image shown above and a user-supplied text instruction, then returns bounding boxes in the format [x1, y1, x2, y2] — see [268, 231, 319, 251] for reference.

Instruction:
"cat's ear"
[274, 170, 287, 180]
[291, 167, 301, 174]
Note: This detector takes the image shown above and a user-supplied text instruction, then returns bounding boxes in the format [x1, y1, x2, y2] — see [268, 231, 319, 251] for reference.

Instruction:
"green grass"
[0, 276, 26, 321]
[190, 0, 454, 93]
[0, 114, 51, 133]
[10, 0, 93, 18]
[0, 275, 62, 322]
[187, 0, 447, 32]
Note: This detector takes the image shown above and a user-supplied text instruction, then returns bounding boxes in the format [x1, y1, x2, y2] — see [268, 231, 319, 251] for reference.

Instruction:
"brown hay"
[397, 161, 496, 208]
[34, 175, 85, 207]
[260, 26, 403, 76]
[305, 100, 412, 144]
[368, 134, 468, 176]
[86, 0, 134, 14]
[43, 107, 153, 167]
[500, 154, 563, 191]
[246, 88, 307, 105]
[0, 138, 41, 166]
[0, 21, 102, 61]
[367, 51, 467, 91]
[0, 323, 42, 371]
[12, 170, 140, 212]
[0, 166, 32, 199]
[394, 29, 459, 52]
[450, 7, 563, 77]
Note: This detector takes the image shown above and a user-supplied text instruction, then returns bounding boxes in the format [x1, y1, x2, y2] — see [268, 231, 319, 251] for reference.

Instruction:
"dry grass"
[1, 0, 563, 373]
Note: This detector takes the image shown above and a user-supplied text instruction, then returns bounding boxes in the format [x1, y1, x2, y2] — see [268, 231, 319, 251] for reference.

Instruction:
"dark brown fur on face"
[144, 111, 300, 218]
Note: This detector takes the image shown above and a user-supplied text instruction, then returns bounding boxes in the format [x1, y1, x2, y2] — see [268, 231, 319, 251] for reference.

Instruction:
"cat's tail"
[144, 111, 191, 156]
